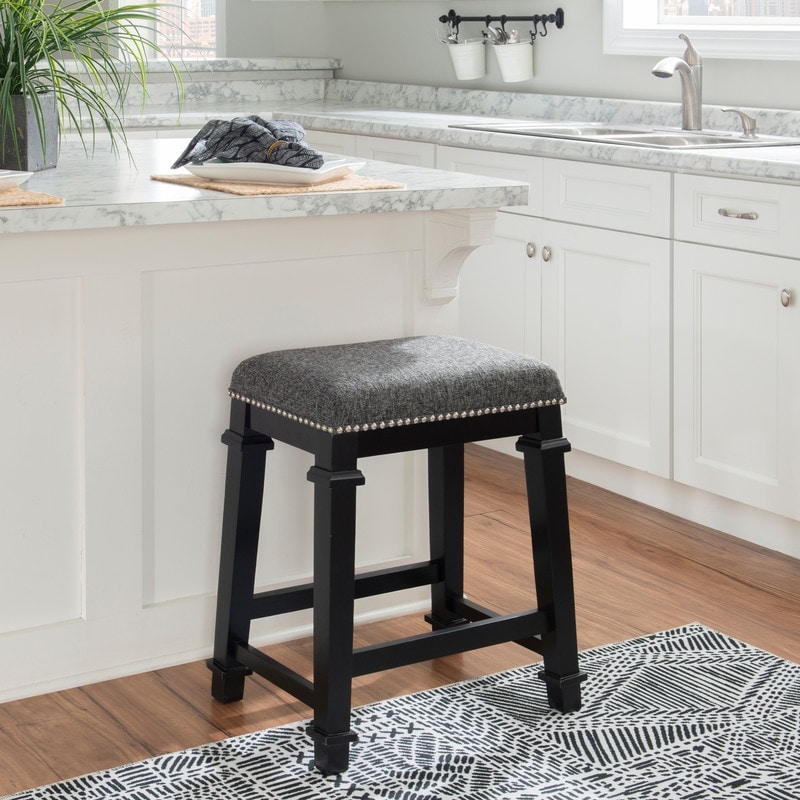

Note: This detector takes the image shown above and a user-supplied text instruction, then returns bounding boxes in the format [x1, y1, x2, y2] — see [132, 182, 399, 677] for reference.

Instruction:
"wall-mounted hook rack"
[438, 7, 564, 40]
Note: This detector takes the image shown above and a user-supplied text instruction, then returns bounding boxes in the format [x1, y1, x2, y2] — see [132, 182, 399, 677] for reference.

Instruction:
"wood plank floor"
[1, 444, 798, 796]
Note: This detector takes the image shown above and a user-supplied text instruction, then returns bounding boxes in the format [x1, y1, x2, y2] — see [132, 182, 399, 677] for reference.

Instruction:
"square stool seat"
[228, 335, 567, 434]
[208, 335, 585, 775]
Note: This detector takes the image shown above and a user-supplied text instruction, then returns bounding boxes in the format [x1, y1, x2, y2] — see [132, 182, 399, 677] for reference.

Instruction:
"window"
[604, 0, 800, 59]
[120, 0, 217, 59]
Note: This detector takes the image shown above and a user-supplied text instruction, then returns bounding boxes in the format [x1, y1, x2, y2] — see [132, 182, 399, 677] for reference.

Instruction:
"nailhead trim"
[228, 391, 566, 435]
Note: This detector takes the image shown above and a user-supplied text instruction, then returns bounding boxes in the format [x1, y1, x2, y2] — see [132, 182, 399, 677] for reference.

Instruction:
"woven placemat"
[151, 172, 406, 196]
[0, 186, 64, 207]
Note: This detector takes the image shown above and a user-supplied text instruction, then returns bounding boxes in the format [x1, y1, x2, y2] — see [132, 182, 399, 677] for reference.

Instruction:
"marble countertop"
[0, 137, 528, 236]
[274, 99, 800, 184]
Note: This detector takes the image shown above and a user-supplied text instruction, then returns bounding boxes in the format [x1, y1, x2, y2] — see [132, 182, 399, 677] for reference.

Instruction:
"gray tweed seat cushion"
[229, 336, 565, 435]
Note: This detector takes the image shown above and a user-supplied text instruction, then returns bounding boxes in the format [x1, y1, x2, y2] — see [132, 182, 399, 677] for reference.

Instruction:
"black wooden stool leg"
[207, 401, 274, 704]
[426, 444, 468, 629]
[306, 448, 364, 775]
[517, 407, 586, 713]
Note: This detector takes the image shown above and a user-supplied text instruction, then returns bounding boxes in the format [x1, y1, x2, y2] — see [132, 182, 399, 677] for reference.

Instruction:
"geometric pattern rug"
[5, 624, 799, 800]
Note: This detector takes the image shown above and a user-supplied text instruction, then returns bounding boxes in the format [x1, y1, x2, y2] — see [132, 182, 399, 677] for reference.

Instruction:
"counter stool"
[207, 335, 586, 775]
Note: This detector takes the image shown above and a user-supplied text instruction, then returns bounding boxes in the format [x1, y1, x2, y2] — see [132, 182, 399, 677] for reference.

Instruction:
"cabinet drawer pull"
[526, 242, 536, 259]
[718, 208, 759, 221]
[542, 246, 552, 262]
[781, 289, 792, 308]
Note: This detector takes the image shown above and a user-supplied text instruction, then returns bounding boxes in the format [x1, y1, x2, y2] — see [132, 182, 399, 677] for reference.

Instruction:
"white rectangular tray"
[183, 158, 366, 186]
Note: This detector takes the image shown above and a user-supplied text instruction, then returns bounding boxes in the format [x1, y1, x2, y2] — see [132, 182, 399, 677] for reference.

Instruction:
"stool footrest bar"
[352, 609, 547, 676]
[250, 561, 442, 619]
[452, 598, 544, 653]
[353, 561, 442, 600]
[454, 597, 502, 622]
[234, 643, 314, 706]
[251, 585, 313, 619]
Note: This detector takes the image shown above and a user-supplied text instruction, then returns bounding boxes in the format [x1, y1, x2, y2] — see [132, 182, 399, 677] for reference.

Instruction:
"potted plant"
[0, 0, 184, 171]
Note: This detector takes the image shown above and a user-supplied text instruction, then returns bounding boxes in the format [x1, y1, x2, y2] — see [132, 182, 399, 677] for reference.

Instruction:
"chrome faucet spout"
[652, 35, 703, 131]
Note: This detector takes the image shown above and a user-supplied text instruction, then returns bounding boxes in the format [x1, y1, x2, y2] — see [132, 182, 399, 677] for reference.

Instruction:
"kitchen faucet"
[652, 34, 703, 131]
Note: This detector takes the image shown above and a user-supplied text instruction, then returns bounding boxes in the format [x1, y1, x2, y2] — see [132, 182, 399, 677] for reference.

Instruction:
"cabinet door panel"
[674, 242, 800, 519]
[0, 277, 83, 634]
[458, 213, 541, 358]
[541, 221, 671, 476]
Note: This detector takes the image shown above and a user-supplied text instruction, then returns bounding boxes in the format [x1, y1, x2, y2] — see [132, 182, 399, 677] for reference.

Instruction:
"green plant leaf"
[0, 0, 186, 166]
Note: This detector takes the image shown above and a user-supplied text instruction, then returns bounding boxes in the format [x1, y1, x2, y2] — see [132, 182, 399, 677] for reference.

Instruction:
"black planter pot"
[1, 94, 59, 172]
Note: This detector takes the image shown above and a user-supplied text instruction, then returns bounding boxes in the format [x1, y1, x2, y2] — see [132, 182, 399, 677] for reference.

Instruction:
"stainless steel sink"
[457, 122, 646, 137]
[449, 121, 800, 149]
[589, 130, 800, 149]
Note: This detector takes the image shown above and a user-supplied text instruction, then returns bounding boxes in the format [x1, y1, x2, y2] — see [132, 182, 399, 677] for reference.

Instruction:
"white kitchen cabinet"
[541, 221, 671, 476]
[440, 146, 672, 475]
[674, 173, 800, 259]
[307, 130, 436, 166]
[306, 129, 357, 156]
[542, 158, 671, 238]
[354, 135, 436, 167]
[673, 243, 800, 521]
[456, 211, 541, 357]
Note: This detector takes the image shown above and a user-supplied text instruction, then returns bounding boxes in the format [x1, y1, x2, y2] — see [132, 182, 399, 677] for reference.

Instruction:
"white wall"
[225, 0, 800, 112]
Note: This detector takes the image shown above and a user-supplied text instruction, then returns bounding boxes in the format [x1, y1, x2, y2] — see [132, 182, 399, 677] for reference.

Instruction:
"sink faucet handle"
[722, 108, 757, 138]
[679, 33, 702, 66]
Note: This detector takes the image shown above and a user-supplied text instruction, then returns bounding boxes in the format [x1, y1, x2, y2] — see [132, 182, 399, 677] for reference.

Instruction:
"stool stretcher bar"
[352, 609, 547, 676]
[250, 561, 442, 620]
[229, 606, 546, 705]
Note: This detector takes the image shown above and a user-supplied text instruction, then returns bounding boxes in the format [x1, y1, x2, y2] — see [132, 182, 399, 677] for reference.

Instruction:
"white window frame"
[604, 0, 800, 60]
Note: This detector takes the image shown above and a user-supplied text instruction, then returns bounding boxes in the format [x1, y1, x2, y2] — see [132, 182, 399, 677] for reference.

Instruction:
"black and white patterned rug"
[6, 624, 799, 800]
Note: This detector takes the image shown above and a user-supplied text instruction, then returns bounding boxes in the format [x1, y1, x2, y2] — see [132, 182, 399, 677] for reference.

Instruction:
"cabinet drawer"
[306, 129, 357, 157]
[542, 160, 671, 237]
[437, 146, 543, 216]
[675, 174, 800, 258]
[355, 136, 436, 167]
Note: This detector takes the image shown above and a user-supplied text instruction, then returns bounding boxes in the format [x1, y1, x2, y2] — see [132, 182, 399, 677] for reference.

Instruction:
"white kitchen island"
[0, 138, 527, 701]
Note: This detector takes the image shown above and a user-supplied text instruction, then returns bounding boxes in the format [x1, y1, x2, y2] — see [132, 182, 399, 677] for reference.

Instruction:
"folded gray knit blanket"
[171, 116, 324, 170]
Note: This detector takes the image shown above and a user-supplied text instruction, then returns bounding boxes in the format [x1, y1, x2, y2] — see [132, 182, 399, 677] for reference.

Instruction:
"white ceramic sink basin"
[450, 121, 800, 149]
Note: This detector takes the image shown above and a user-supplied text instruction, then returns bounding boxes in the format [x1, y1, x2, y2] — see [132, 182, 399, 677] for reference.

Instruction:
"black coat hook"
[538, 16, 549, 37]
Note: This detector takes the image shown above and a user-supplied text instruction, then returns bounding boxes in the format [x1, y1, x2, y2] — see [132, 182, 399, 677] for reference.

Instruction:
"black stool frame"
[208, 398, 586, 774]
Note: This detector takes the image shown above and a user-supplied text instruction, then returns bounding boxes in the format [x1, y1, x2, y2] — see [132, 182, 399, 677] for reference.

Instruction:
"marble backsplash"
[125, 78, 327, 118]
[62, 58, 339, 131]
[322, 80, 800, 139]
